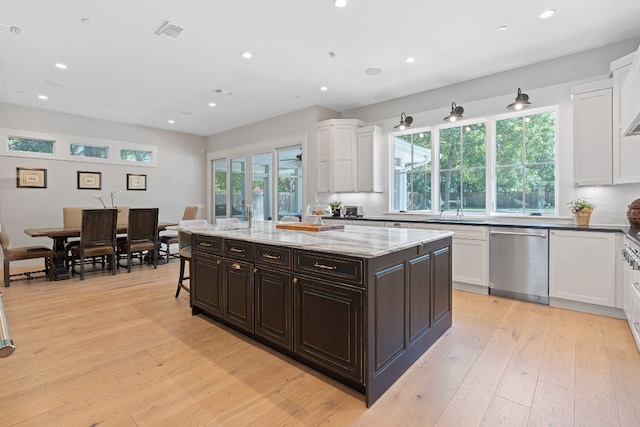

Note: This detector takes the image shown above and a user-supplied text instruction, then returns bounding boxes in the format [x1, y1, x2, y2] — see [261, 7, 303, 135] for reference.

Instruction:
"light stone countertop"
[169, 221, 453, 258]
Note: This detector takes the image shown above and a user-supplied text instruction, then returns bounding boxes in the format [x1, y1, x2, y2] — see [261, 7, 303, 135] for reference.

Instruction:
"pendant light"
[506, 88, 532, 110]
[394, 112, 413, 130]
[443, 102, 464, 122]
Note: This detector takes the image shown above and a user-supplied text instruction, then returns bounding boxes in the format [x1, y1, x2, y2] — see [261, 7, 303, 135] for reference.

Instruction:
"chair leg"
[176, 257, 186, 297]
[80, 256, 85, 280]
[4, 258, 10, 287]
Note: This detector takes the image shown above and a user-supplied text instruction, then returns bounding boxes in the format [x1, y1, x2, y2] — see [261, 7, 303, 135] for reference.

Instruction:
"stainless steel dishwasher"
[489, 227, 549, 304]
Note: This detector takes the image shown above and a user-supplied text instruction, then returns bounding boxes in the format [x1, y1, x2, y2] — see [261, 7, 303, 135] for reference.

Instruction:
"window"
[120, 149, 152, 163]
[213, 159, 228, 218]
[70, 143, 108, 158]
[495, 110, 556, 214]
[231, 157, 247, 219]
[278, 146, 303, 219]
[439, 122, 486, 213]
[393, 131, 432, 211]
[8, 136, 54, 153]
[252, 152, 272, 221]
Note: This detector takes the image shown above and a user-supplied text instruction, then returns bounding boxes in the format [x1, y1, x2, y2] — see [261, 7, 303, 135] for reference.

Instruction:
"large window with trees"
[439, 122, 486, 213]
[391, 107, 557, 216]
[495, 109, 556, 214]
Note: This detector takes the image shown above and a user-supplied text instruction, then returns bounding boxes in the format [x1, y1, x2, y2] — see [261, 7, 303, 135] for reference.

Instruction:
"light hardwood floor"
[1, 262, 639, 426]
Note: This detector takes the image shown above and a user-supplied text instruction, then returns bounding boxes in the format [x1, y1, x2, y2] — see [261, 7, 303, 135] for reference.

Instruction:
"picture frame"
[17, 167, 47, 188]
[77, 171, 102, 190]
[127, 173, 147, 191]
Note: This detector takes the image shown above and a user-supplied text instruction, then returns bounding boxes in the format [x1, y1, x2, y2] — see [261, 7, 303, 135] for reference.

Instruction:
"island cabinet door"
[293, 275, 364, 384]
[222, 259, 254, 334]
[192, 253, 224, 319]
[254, 267, 292, 350]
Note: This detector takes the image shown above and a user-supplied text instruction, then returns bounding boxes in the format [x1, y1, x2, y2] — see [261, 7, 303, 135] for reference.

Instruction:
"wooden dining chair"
[117, 208, 159, 272]
[159, 205, 198, 262]
[70, 209, 118, 280]
[1, 226, 53, 287]
[62, 207, 83, 269]
[175, 219, 208, 297]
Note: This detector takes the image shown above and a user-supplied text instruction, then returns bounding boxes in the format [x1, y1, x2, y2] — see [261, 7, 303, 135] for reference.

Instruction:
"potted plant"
[568, 198, 594, 226]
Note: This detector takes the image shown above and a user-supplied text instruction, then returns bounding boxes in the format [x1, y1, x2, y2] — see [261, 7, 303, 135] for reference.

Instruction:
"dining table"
[24, 222, 175, 280]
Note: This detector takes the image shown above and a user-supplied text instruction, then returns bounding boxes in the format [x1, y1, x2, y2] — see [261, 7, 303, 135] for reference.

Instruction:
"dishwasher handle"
[489, 230, 547, 238]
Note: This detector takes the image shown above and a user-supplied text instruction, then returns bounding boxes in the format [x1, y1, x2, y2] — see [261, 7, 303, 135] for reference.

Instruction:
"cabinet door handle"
[262, 253, 280, 260]
[199, 242, 213, 247]
[230, 247, 245, 253]
[231, 263, 241, 270]
[216, 259, 222, 265]
[314, 262, 337, 270]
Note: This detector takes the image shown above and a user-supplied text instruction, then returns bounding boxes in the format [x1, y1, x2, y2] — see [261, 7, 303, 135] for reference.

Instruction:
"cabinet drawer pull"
[314, 262, 337, 270]
[262, 253, 280, 260]
[231, 263, 241, 270]
[230, 247, 245, 253]
[199, 242, 213, 247]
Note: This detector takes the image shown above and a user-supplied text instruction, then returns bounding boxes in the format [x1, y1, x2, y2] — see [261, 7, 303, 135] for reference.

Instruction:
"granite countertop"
[170, 221, 454, 258]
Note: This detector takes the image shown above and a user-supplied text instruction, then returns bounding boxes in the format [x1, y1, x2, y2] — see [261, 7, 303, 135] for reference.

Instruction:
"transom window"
[120, 149, 152, 163]
[70, 143, 108, 158]
[8, 136, 55, 154]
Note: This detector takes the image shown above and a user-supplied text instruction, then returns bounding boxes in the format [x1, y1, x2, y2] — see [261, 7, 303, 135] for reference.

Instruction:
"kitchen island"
[182, 221, 453, 407]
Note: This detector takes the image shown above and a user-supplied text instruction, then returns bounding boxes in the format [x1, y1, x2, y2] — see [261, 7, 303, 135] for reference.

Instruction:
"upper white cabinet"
[357, 125, 383, 192]
[316, 119, 366, 193]
[549, 230, 617, 307]
[571, 80, 613, 186]
[611, 53, 640, 184]
[316, 119, 383, 193]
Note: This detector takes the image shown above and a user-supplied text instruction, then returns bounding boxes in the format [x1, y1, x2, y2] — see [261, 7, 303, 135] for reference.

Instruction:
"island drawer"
[294, 250, 363, 285]
[255, 244, 292, 269]
[192, 235, 222, 255]
[223, 239, 254, 260]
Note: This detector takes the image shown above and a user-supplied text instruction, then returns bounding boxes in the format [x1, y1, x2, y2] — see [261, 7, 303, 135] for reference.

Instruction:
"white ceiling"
[1, 1, 640, 137]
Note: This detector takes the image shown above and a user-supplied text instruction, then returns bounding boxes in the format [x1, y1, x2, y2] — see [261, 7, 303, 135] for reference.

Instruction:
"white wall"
[0, 103, 207, 252]
[203, 39, 640, 225]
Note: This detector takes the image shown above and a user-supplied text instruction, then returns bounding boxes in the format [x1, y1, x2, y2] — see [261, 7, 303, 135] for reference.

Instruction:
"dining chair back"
[70, 208, 118, 280]
[62, 207, 83, 268]
[175, 219, 208, 297]
[116, 207, 130, 227]
[159, 205, 199, 262]
[1, 225, 53, 287]
[119, 208, 159, 272]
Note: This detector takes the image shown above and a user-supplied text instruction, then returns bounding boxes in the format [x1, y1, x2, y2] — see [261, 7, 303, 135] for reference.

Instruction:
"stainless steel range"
[622, 233, 640, 350]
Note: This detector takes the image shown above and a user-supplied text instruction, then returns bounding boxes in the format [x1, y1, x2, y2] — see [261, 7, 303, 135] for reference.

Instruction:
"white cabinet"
[571, 80, 613, 186]
[414, 223, 488, 293]
[357, 125, 383, 192]
[316, 119, 366, 193]
[611, 53, 640, 184]
[549, 230, 616, 307]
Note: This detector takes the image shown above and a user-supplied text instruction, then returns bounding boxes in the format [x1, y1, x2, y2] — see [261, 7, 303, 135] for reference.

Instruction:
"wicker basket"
[574, 208, 592, 226]
[628, 199, 640, 228]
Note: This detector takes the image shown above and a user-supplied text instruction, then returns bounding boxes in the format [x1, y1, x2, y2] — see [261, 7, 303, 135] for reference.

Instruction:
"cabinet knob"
[253, 268, 258, 273]
[216, 259, 221, 265]
[293, 277, 298, 284]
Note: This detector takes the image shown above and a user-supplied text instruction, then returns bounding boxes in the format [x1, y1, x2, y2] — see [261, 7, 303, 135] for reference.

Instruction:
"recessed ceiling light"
[496, 26, 507, 32]
[55, 62, 67, 69]
[168, 119, 175, 124]
[242, 52, 252, 59]
[208, 102, 216, 107]
[334, 0, 347, 8]
[405, 57, 416, 63]
[38, 94, 48, 100]
[365, 67, 382, 76]
[320, 86, 328, 91]
[539, 9, 555, 19]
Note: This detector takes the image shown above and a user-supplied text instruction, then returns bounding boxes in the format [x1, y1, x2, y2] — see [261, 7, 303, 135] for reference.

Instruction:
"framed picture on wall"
[127, 173, 147, 191]
[77, 171, 102, 190]
[17, 167, 47, 188]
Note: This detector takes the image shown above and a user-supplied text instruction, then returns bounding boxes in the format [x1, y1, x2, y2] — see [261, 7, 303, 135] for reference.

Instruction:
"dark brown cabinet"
[255, 267, 292, 350]
[293, 275, 364, 384]
[190, 230, 452, 407]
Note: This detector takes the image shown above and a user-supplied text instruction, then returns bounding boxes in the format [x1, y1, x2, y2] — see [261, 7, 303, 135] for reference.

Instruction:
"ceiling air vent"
[155, 21, 184, 39]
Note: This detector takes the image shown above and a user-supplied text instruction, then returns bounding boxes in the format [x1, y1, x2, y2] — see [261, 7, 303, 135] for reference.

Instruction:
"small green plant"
[329, 200, 343, 210]
[567, 198, 593, 214]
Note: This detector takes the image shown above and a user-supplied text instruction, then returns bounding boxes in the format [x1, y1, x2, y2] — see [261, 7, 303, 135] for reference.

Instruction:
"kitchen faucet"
[242, 200, 253, 228]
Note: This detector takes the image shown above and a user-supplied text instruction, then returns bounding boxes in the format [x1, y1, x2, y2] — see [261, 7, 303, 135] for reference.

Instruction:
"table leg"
[50, 237, 70, 281]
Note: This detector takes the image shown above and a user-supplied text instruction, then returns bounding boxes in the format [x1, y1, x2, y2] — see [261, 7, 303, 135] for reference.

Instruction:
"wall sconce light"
[394, 112, 413, 130]
[506, 88, 532, 110]
[443, 102, 464, 122]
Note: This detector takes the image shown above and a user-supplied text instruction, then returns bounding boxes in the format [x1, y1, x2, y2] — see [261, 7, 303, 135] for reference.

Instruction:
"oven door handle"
[489, 230, 547, 238]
